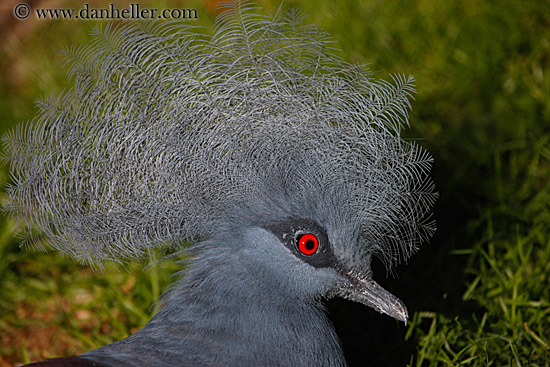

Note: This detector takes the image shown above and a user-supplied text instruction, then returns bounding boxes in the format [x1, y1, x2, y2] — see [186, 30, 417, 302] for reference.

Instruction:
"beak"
[334, 269, 408, 324]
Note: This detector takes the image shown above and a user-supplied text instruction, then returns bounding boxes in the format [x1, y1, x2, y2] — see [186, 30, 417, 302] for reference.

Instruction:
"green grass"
[0, 239, 181, 364]
[1, 0, 549, 366]
[406, 136, 550, 366]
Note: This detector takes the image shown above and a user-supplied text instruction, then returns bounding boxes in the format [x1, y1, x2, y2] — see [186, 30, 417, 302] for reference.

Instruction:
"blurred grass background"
[0, 0, 549, 366]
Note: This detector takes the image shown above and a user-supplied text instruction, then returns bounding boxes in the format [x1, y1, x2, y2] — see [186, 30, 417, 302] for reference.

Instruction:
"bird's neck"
[84, 250, 346, 367]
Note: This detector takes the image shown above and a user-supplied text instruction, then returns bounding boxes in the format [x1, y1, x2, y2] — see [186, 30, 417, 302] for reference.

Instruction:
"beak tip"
[385, 300, 408, 324]
[397, 308, 409, 324]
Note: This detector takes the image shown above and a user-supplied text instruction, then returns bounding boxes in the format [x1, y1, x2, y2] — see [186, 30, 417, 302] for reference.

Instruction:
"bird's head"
[4, 2, 436, 324]
[221, 216, 405, 322]
[194, 107, 437, 320]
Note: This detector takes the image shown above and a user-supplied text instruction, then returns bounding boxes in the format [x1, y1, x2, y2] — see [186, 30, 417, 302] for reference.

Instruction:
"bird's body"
[5, 1, 437, 366]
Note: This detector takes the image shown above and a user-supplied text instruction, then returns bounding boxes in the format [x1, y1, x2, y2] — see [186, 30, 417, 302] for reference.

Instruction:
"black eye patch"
[265, 217, 338, 269]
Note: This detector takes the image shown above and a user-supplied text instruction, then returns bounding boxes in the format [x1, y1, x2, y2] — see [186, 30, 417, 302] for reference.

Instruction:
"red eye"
[297, 233, 319, 256]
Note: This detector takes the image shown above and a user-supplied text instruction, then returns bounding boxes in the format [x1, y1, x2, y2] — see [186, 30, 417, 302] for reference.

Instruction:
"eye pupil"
[297, 233, 319, 256]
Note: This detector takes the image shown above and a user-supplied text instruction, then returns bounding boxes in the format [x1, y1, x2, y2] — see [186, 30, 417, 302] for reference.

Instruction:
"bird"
[4, 1, 437, 366]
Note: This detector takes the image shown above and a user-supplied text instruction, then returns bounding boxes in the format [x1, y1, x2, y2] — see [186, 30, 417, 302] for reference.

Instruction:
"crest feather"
[3, 1, 437, 268]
